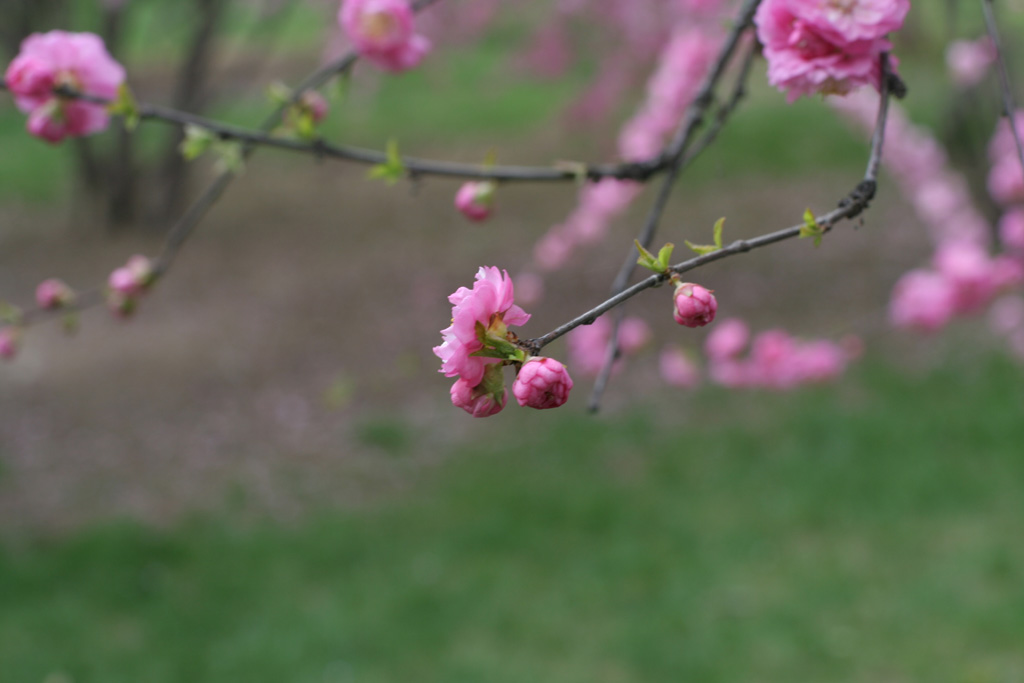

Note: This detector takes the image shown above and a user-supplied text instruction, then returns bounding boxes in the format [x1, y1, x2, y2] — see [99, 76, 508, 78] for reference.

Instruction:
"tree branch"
[526, 56, 896, 356]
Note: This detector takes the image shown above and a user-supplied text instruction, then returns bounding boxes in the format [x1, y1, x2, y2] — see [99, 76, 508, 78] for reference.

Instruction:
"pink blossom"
[513, 357, 573, 409]
[4, 31, 125, 143]
[0, 328, 18, 360]
[704, 317, 749, 360]
[988, 110, 1024, 164]
[618, 317, 651, 354]
[450, 365, 507, 417]
[35, 278, 75, 309]
[433, 267, 530, 387]
[454, 181, 496, 222]
[999, 209, 1024, 252]
[988, 157, 1024, 206]
[513, 271, 544, 306]
[889, 269, 957, 332]
[946, 37, 994, 88]
[568, 317, 614, 377]
[339, 0, 431, 72]
[754, 0, 906, 103]
[659, 346, 701, 388]
[301, 91, 329, 123]
[672, 282, 717, 327]
[934, 241, 1016, 314]
[107, 254, 154, 296]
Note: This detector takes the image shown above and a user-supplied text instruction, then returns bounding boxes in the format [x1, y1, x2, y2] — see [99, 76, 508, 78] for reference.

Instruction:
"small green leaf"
[368, 138, 405, 185]
[266, 81, 292, 105]
[684, 240, 718, 256]
[713, 217, 725, 249]
[180, 125, 215, 161]
[108, 83, 140, 131]
[656, 242, 675, 270]
[294, 110, 316, 140]
[213, 141, 245, 174]
[61, 312, 79, 336]
[0, 302, 22, 325]
[799, 208, 824, 247]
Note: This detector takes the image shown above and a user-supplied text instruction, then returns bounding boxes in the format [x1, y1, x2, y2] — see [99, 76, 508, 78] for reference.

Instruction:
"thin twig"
[981, 0, 1024, 184]
[527, 56, 895, 355]
[587, 1, 761, 412]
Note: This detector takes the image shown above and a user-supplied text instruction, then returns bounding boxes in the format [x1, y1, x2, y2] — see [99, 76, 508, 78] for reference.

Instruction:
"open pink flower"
[5, 31, 125, 143]
[754, 0, 907, 103]
[433, 267, 530, 387]
[339, 0, 431, 72]
[35, 278, 75, 309]
[513, 357, 573, 409]
[672, 282, 717, 327]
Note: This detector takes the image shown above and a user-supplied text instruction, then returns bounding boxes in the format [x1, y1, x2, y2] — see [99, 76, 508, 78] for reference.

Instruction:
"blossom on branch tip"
[454, 181, 496, 222]
[433, 266, 529, 387]
[672, 282, 717, 328]
[513, 357, 573, 409]
[339, 0, 431, 72]
[35, 278, 75, 309]
[4, 31, 125, 143]
[754, 0, 908, 103]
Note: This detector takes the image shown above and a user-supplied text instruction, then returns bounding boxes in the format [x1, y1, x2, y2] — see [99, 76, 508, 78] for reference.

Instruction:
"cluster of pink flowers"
[434, 267, 573, 416]
[705, 319, 858, 390]
[755, 0, 909, 103]
[4, 31, 125, 143]
[567, 315, 651, 377]
[107, 255, 155, 317]
[533, 27, 720, 272]
[833, 93, 1024, 336]
[339, 0, 431, 72]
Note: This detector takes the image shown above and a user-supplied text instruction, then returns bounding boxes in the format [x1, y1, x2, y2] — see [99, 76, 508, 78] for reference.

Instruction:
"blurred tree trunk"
[156, 0, 228, 226]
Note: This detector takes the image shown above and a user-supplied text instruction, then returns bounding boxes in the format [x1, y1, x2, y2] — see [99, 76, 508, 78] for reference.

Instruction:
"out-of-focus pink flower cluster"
[755, 0, 909, 103]
[568, 315, 651, 377]
[833, 93, 1024, 336]
[433, 267, 573, 416]
[4, 31, 125, 143]
[339, 0, 431, 72]
[705, 319, 858, 390]
[945, 37, 995, 88]
[988, 111, 1024, 208]
[533, 27, 720, 273]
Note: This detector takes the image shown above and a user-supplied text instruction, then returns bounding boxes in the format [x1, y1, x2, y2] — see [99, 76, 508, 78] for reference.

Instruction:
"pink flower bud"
[454, 181, 496, 222]
[35, 278, 75, 309]
[108, 254, 154, 296]
[0, 328, 18, 359]
[301, 91, 329, 124]
[513, 357, 573, 410]
[449, 363, 507, 417]
[672, 282, 717, 328]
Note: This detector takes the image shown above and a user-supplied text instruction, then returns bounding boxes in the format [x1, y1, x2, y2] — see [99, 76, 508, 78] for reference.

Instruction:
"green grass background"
[3, 357, 1024, 682]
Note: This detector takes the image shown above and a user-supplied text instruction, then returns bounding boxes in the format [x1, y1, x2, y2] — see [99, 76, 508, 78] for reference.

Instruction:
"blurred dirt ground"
[0, 137, 937, 532]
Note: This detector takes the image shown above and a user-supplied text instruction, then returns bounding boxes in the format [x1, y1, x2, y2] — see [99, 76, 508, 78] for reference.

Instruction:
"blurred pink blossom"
[0, 328, 18, 360]
[4, 31, 125, 143]
[704, 317, 749, 360]
[946, 37, 994, 87]
[889, 269, 956, 332]
[35, 278, 74, 309]
[659, 346, 701, 388]
[454, 181, 496, 222]
[339, 0, 431, 72]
